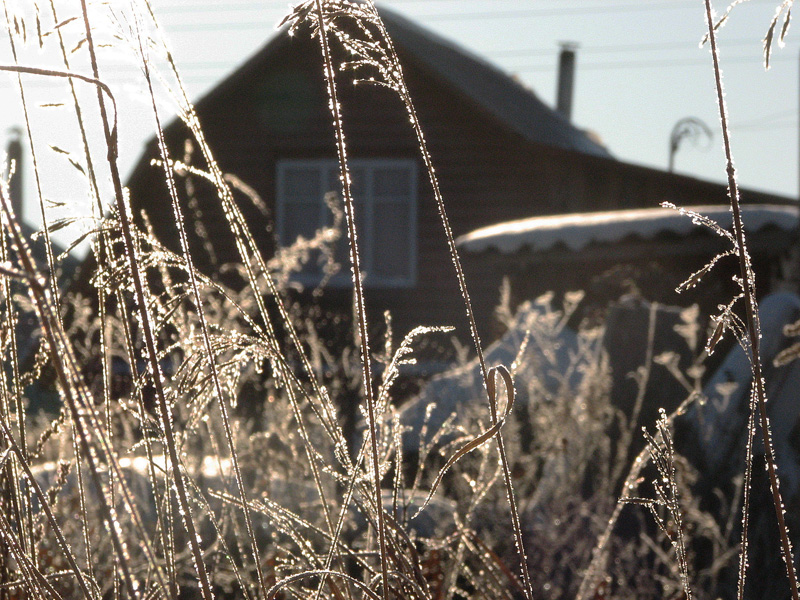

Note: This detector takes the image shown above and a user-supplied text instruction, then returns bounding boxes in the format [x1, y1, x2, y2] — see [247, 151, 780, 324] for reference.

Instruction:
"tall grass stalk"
[0, 64, 183, 600]
[310, 2, 390, 598]
[77, 1, 214, 597]
[0, 1, 795, 599]
[134, 11, 268, 598]
[140, 2, 362, 595]
[293, 3, 535, 596]
[0, 182, 131, 599]
[703, 1, 799, 598]
[54, 0, 176, 589]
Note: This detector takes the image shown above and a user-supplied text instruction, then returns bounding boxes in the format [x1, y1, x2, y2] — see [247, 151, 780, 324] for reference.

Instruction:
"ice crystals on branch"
[764, 0, 794, 69]
[283, 0, 408, 96]
[623, 409, 694, 600]
[661, 202, 756, 357]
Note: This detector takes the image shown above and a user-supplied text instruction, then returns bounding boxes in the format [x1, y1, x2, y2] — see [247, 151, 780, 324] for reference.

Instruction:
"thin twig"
[311, 3, 391, 599]
[76, 2, 213, 598]
[131, 13, 266, 598]
[703, 2, 799, 598]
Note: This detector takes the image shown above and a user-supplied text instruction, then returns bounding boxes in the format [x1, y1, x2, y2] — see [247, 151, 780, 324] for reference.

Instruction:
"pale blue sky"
[0, 0, 796, 247]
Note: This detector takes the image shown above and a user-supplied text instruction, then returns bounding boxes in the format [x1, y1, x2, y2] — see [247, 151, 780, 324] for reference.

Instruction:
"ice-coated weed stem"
[133, 14, 267, 598]
[77, 2, 213, 598]
[138, 3, 351, 592]
[360, 3, 534, 595]
[0, 184, 130, 600]
[2, 1, 59, 310]
[703, 2, 799, 597]
[311, 2, 391, 599]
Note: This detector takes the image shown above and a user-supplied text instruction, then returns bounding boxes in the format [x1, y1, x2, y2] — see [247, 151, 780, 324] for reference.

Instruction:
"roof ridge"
[376, 4, 612, 158]
[167, 4, 611, 160]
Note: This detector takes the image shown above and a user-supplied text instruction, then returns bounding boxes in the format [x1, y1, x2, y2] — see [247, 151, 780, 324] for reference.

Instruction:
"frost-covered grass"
[0, 1, 795, 599]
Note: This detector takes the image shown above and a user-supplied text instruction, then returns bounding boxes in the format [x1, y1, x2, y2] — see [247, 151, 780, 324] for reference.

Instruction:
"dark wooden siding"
[124, 31, 792, 348]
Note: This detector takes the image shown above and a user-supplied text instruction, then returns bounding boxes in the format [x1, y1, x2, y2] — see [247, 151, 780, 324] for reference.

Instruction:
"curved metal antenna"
[668, 117, 713, 172]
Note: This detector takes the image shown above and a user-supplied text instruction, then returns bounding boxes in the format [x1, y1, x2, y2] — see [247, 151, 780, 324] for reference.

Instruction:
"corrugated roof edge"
[457, 204, 800, 254]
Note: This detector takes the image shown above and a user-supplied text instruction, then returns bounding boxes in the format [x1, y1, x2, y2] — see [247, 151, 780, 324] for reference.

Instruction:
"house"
[4, 130, 81, 294]
[4, 131, 81, 349]
[457, 204, 799, 335]
[3, 131, 82, 411]
[107, 6, 793, 348]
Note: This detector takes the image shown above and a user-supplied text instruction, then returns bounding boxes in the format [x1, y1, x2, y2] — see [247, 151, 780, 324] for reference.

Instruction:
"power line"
[515, 52, 795, 72]
[151, 0, 775, 13]
[151, 0, 776, 20]
[163, 50, 795, 73]
[4, 50, 787, 82]
[417, 2, 735, 21]
[153, 9, 781, 33]
[373, 0, 711, 2]
[113, 21, 777, 63]
[135, 15, 771, 59]
[733, 109, 796, 128]
[732, 120, 797, 131]
[131, 18, 771, 58]
[488, 37, 764, 58]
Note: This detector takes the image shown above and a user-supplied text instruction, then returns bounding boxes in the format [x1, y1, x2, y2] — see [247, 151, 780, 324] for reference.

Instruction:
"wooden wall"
[124, 30, 791, 350]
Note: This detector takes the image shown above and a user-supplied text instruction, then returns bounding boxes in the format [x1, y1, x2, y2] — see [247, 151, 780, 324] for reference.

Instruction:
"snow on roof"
[456, 204, 799, 255]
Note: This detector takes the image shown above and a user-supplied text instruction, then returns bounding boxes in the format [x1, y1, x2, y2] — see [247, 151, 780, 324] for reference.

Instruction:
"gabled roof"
[379, 8, 611, 158]
[192, 4, 611, 159]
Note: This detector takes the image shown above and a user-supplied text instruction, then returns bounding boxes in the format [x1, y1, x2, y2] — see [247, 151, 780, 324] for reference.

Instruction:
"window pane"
[372, 202, 412, 280]
[325, 188, 365, 275]
[350, 166, 367, 198]
[373, 166, 412, 198]
[282, 166, 321, 201]
[281, 203, 320, 246]
[326, 166, 340, 196]
[277, 160, 416, 287]
[332, 205, 352, 273]
[347, 200, 368, 268]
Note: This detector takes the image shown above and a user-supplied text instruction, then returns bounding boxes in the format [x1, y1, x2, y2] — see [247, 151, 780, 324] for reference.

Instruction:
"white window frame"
[276, 158, 418, 288]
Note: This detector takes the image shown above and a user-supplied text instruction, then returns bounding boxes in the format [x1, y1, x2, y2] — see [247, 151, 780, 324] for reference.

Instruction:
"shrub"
[0, 1, 795, 599]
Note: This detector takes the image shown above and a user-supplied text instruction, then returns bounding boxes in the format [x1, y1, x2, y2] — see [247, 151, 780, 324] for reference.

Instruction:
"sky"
[0, 0, 797, 249]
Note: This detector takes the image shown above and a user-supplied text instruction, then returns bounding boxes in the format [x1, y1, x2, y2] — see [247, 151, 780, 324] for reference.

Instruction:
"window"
[276, 159, 417, 288]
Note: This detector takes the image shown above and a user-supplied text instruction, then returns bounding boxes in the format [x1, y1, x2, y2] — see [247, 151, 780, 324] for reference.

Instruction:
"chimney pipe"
[556, 43, 578, 121]
[5, 127, 23, 223]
